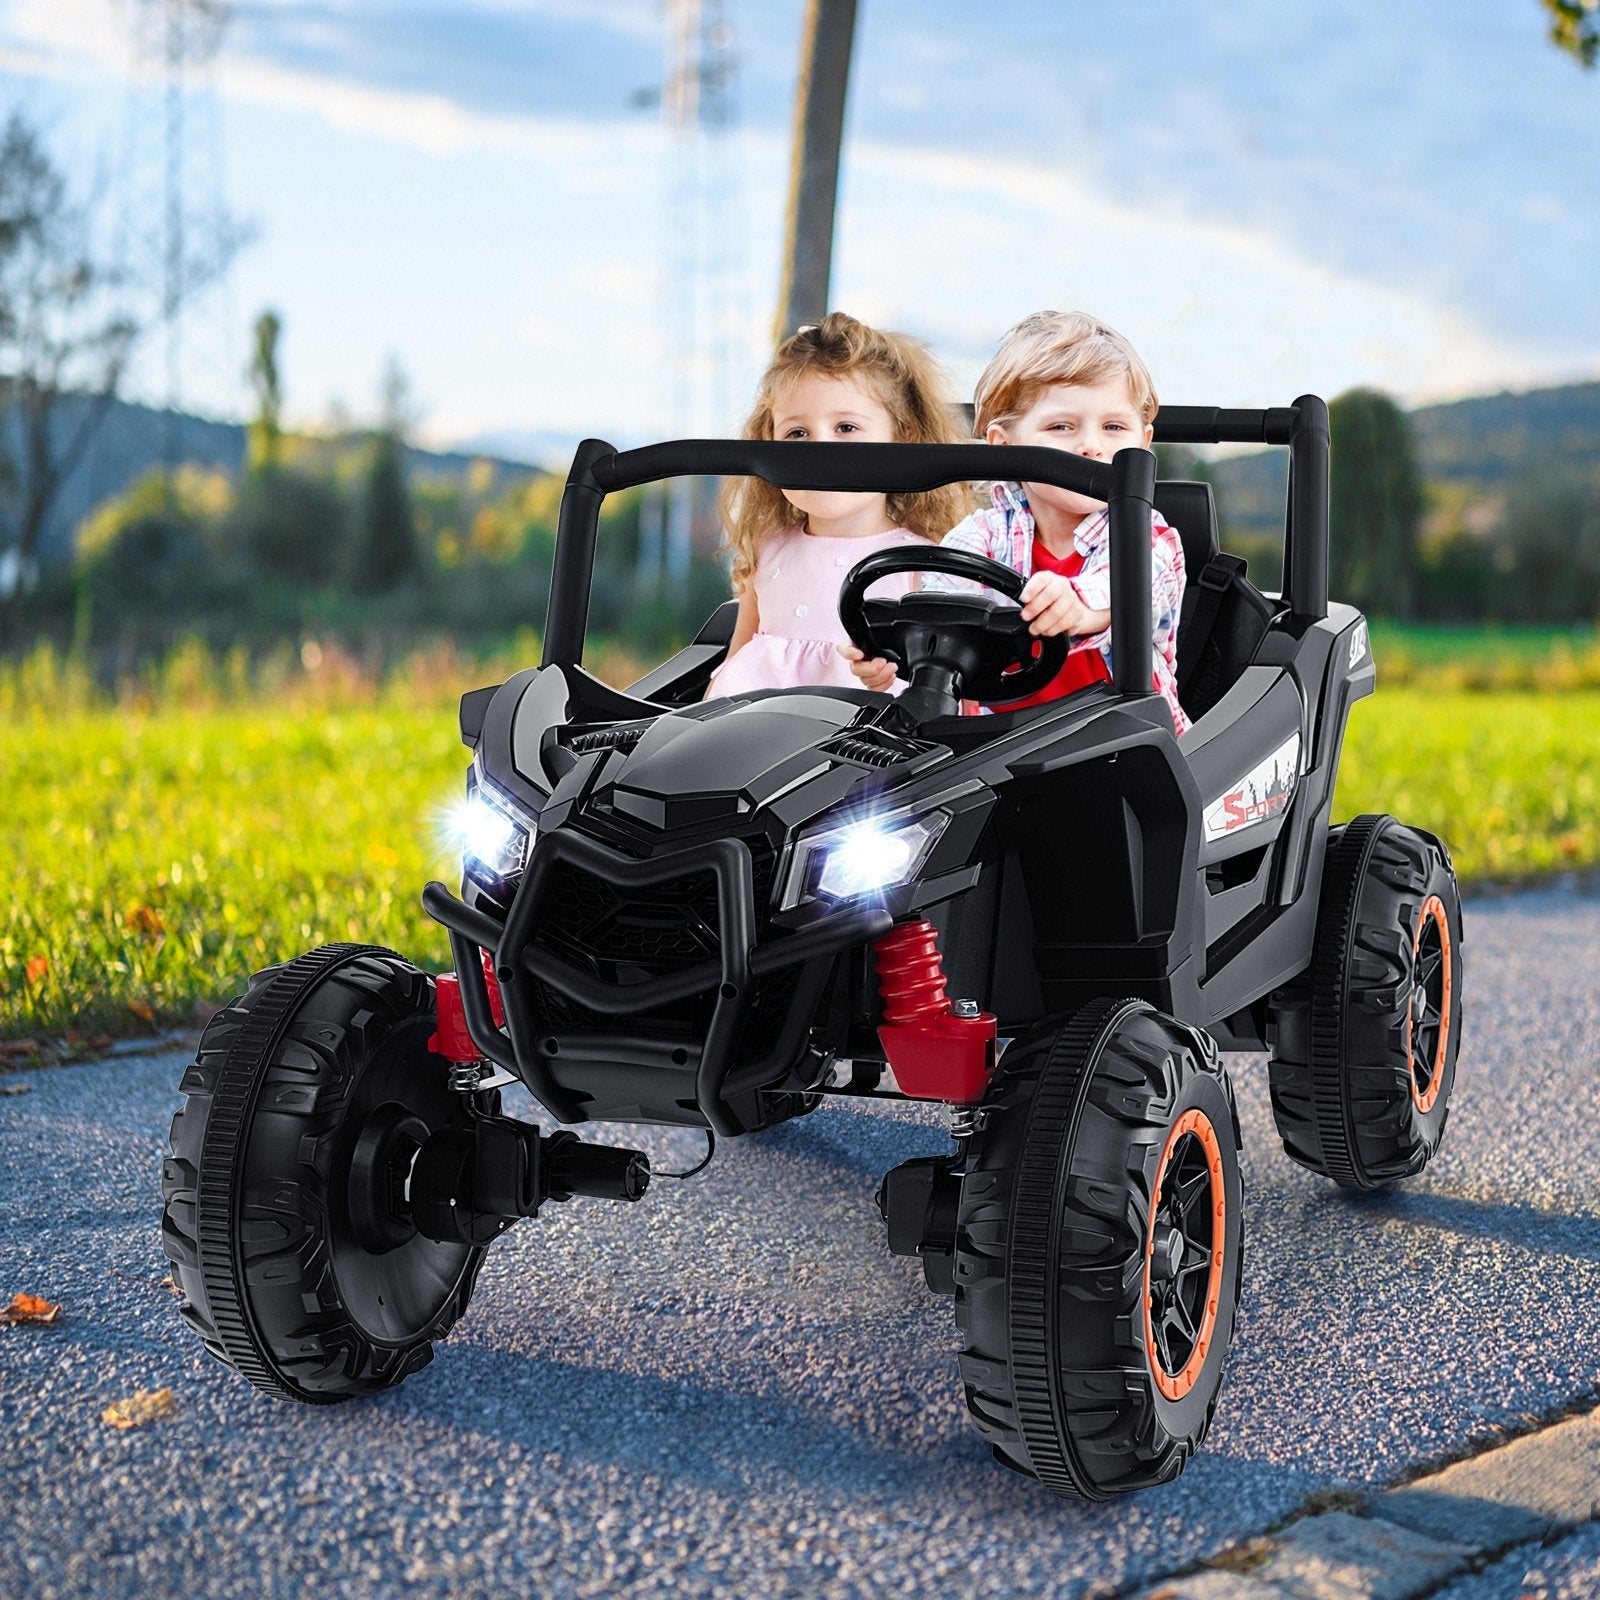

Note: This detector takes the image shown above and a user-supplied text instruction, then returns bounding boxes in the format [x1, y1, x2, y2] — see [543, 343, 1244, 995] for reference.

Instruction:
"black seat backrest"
[1155, 479, 1278, 725]
[1154, 479, 1220, 579]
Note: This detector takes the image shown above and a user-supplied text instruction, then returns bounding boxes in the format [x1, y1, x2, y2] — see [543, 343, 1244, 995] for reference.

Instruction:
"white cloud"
[6, 0, 128, 74]
[219, 53, 519, 156]
[3, 0, 661, 161]
[833, 139, 1567, 412]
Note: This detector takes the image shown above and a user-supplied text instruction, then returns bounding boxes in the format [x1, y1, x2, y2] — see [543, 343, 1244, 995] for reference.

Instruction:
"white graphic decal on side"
[1203, 732, 1301, 841]
[1349, 620, 1369, 669]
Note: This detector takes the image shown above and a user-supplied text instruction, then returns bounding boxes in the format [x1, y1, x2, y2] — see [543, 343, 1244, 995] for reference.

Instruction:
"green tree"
[0, 114, 136, 614]
[1543, 0, 1598, 66]
[228, 317, 353, 590]
[229, 469, 349, 586]
[347, 357, 419, 592]
[1329, 387, 1423, 618]
[1491, 464, 1600, 622]
[247, 309, 283, 476]
[77, 470, 216, 617]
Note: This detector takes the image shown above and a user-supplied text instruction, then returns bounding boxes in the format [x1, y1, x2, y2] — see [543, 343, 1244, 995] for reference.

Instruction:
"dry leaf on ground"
[102, 1388, 176, 1430]
[60, 1033, 116, 1059]
[1, 1293, 62, 1325]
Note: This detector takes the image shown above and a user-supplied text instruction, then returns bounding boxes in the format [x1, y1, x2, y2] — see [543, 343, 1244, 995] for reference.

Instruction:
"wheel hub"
[1150, 1225, 1185, 1281]
[347, 1103, 429, 1252]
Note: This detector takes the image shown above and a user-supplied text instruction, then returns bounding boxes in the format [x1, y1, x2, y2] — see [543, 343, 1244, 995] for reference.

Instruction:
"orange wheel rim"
[1406, 895, 1452, 1114]
[1142, 1108, 1227, 1401]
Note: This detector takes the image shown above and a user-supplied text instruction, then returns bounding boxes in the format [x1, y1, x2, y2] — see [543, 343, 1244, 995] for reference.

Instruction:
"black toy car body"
[162, 399, 1464, 1499]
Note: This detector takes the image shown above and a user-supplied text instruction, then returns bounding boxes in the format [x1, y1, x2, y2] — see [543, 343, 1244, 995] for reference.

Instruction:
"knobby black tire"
[161, 945, 486, 1403]
[954, 998, 1245, 1500]
[1269, 816, 1464, 1190]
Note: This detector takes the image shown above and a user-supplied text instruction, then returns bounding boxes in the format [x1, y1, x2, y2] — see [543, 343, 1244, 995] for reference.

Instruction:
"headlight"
[458, 777, 532, 882]
[777, 808, 950, 911]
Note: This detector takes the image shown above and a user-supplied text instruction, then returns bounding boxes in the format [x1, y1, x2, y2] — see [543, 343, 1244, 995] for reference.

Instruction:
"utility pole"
[775, 0, 858, 341]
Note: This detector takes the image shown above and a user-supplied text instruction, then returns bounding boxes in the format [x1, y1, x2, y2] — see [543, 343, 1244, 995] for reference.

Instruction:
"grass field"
[3, 680, 1597, 1042]
[1369, 622, 1600, 689]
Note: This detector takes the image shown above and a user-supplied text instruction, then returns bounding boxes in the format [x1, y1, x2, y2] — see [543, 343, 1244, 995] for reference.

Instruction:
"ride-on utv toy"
[162, 398, 1464, 1499]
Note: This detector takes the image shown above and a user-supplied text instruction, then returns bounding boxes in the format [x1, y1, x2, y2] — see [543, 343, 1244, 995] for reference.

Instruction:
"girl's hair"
[974, 310, 1159, 437]
[719, 312, 973, 593]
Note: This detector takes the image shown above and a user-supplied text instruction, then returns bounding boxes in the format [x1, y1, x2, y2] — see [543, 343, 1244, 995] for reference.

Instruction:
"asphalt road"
[2, 886, 1597, 1600]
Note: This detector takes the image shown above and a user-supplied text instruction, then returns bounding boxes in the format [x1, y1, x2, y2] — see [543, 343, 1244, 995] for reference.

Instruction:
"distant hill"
[457, 426, 587, 471]
[1408, 380, 1600, 485]
[2, 395, 547, 572]
[1202, 379, 1600, 552]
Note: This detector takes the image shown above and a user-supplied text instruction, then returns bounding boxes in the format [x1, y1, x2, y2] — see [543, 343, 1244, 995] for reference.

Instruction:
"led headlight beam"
[778, 808, 951, 910]
[457, 783, 532, 880]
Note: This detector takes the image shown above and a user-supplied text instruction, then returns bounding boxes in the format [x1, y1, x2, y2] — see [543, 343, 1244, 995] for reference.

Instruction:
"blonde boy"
[843, 311, 1189, 733]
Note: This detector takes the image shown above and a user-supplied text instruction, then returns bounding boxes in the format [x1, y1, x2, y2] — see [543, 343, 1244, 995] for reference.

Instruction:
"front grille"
[537, 859, 721, 980]
[731, 964, 802, 1062]
[524, 832, 784, 1054]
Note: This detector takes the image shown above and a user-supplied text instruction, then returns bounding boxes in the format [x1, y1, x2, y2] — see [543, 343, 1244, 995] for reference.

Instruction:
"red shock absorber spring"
[481, 948, 506, 1028]
[873, 920, 949, 1025]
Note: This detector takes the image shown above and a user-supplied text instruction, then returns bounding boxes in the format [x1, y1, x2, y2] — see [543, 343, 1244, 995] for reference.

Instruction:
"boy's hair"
[719, 312, 974, 593]
[974, 310, 1159, 437]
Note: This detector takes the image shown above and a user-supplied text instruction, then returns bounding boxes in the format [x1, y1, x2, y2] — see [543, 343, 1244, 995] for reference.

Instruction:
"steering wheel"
[837, 546, 1069, 704]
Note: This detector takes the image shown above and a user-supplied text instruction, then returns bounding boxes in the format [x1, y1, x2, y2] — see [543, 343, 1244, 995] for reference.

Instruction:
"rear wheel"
[161, 944, 487, 1402]
[954, 998, 1244, 1499]
[1269, 816, 1464, 1189]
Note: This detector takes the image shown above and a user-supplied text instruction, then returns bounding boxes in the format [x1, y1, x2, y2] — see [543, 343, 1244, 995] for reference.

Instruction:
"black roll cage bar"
[542, 397, 1330, 704]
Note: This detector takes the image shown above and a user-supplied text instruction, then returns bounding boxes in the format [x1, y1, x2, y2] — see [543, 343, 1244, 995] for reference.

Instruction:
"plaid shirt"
[925, 481, 1189, 734]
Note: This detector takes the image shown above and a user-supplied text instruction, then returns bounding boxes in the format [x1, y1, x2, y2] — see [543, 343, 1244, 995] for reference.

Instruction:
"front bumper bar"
[423, 826, 891, 1135]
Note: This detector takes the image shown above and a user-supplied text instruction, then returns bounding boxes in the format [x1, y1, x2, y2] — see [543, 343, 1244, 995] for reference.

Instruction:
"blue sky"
[2, 0, 1597, 458]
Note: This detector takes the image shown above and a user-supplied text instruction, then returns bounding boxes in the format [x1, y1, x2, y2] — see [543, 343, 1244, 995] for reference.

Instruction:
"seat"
[1155, 480, 1278, 724]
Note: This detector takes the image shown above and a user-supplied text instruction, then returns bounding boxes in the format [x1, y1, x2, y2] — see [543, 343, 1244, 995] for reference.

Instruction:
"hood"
[603, 695, 860, 830]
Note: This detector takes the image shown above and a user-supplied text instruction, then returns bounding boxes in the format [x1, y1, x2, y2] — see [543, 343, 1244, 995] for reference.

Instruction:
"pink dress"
[706, 524, 933, 697]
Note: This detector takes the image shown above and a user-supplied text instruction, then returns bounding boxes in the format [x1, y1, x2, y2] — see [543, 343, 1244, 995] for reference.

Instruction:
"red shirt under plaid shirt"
[923, 480, 1190, 734]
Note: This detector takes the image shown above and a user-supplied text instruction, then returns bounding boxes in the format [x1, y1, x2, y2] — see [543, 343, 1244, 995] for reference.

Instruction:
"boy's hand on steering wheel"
[838, 642, 900, 692]
[1018, 571, 1105, 637]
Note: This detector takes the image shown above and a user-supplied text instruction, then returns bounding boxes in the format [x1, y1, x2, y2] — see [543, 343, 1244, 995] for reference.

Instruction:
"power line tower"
[114, 0, 242, 471]
[637, 0, 744, 598]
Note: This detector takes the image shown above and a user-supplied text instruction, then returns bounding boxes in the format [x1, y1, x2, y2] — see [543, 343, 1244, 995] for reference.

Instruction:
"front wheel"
[161, 944, 487, 1402]
[954, 998, 1244, 1499]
